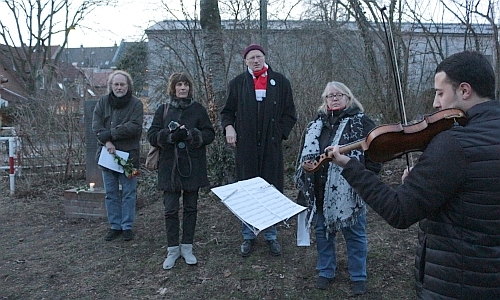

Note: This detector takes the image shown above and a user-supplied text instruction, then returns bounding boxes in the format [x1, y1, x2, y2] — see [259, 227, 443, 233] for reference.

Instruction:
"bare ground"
[0, 159, 417, 300]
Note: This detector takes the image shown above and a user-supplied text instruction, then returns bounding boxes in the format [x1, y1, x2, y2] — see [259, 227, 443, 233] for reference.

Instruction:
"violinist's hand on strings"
[325, 145, 351, 168]
[401, 166, 413, 183]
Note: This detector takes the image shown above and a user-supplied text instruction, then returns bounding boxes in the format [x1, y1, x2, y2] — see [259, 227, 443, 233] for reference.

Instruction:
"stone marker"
[85, 100, 103, 187]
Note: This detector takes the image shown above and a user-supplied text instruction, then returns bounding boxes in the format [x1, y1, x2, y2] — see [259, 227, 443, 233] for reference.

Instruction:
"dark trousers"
[163, 189, 199, 246]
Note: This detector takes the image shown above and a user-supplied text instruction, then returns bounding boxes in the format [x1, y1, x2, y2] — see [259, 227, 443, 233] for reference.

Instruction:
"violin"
[301, 108, 467, 173]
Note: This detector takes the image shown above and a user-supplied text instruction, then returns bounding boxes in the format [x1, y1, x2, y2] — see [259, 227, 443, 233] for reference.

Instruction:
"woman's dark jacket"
[92, 93, 144, 168]
[147, 98, 215, 192]
[220, 65, 297, 192]
[340, 100, 500, 299]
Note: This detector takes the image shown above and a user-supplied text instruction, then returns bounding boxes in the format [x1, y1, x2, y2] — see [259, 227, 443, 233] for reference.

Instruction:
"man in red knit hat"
[221, 44, 297, 257]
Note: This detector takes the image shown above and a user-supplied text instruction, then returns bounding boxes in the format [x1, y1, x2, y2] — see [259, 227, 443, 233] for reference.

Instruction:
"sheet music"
[211, 177, 307, 236]
[296, 210, 311, 246]
[97, 146, 129, 173]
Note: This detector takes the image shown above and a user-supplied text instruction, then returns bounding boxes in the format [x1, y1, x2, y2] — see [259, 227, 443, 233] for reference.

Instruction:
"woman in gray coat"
[147, 72, 215, 270]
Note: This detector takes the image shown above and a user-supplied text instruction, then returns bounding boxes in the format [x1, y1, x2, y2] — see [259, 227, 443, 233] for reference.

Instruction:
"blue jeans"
[102, 168, 137, 231]
[314, 211, 367, 281]
[242, 223, 277, 241]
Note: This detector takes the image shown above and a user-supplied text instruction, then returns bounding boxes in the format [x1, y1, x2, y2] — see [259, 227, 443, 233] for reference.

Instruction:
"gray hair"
[318, 81, 364, 114]
[107, 70, 134, 94]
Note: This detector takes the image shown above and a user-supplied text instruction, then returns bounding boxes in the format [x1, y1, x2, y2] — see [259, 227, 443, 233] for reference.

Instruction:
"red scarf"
[250, 65, 268, 101]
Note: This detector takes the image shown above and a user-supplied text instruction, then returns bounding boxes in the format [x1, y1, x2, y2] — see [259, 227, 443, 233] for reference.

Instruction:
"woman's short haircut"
[167, 72, 193, 98]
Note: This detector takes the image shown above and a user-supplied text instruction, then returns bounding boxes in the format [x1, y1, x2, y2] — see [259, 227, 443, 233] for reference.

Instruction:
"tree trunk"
[200, 0, 234, 185]
[260, 0, 268, 49]
[200, 0, 227, 111]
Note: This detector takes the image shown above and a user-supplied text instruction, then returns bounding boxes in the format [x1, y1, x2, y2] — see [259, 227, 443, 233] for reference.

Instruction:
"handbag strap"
[162, 103, 170, 125]
[156, 103, 170, 146]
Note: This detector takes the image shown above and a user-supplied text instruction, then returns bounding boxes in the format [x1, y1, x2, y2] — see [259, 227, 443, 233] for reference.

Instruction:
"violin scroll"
[302, 150, 333, 174]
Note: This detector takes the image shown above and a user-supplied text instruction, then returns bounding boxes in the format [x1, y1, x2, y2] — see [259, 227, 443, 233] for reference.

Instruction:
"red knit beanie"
[243, 44, 265, 59]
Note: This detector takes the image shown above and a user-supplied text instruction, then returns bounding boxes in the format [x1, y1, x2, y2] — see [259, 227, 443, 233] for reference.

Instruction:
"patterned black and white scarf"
[294, 113, 367, 233]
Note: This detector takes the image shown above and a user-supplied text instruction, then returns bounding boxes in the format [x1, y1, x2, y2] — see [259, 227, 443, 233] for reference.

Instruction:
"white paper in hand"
[97, 146, 129, 173]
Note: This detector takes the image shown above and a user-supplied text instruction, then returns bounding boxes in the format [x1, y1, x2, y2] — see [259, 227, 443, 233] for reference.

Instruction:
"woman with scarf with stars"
[294, 81, 381, 295]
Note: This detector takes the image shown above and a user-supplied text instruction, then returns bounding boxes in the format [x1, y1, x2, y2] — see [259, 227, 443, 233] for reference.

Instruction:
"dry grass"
[0, 160, 418, 299]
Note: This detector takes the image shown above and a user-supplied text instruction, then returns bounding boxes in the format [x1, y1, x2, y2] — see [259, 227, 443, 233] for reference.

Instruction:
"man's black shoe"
[104, 229, 122, 241]
[268, 239, 281, 256]
[316, 276, 334, 290]
[122, 229, 134, 241]
[352, 280, 366, 295]
[240, 239, 254, 257]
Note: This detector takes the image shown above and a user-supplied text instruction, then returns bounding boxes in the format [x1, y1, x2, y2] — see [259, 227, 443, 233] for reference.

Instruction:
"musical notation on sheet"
[211, 177, 307, 235]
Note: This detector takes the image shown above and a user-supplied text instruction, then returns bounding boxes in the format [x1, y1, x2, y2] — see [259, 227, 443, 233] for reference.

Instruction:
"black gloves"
[171, 128, 188, 142]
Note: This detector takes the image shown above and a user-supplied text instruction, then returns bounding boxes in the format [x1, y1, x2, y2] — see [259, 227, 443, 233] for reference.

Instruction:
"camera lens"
[168, 121, 179, 131]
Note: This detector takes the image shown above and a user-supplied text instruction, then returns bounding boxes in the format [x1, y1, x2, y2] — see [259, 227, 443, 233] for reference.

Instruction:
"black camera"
[168, 121, 180, 131]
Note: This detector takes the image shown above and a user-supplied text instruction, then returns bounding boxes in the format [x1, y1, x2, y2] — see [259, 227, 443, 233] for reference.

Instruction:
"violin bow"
[380, 6, 413, 169]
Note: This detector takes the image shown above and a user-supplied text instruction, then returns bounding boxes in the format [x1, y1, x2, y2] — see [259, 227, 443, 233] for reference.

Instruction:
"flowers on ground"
[113, 154, 139, 178]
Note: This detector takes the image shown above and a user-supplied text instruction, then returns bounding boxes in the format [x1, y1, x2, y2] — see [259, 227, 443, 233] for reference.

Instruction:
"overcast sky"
[1, 0, 302, 48]
[57, 0, 485, 49]
[0, 1, 185, 48]
[66, 1, 172, 48]
[0, 0, 486, 49]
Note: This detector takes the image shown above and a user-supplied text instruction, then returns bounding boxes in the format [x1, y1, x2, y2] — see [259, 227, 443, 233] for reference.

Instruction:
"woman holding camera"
[147, 72, 215, 270]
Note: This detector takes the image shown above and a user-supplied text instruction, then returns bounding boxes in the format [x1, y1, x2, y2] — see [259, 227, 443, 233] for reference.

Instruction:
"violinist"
[327, 51, 500, 299]
[294, 81, 382, 294]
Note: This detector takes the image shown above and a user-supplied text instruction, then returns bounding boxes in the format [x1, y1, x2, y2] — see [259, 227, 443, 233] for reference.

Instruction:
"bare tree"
[147, 1, 206, 109]
[0, 0, 113, 97]
[300, 0, 498, 122]
[439, 0, 500, 99]
[0, 0, 115, 180]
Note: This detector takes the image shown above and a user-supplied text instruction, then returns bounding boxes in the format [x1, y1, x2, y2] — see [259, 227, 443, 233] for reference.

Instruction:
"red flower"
[128, 169, 140, 178]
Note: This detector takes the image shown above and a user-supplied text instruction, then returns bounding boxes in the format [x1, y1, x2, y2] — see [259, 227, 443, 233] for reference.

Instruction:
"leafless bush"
[13, 93, 86, 180]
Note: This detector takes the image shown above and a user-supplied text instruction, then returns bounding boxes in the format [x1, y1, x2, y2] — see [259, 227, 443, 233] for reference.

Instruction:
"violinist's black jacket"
[340, 100, 500, 299]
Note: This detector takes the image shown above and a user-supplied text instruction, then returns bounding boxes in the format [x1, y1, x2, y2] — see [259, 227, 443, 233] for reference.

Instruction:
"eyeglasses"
[246, 55, 264, 61]
[113, 82, 127, 87]
[326, 93, 346, 99]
